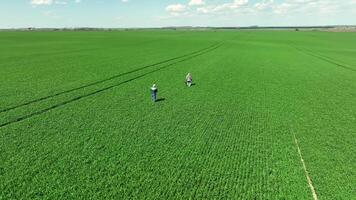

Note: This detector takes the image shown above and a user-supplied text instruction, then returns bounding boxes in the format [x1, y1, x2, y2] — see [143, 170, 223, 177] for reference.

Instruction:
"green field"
[0, 30, 355, 199]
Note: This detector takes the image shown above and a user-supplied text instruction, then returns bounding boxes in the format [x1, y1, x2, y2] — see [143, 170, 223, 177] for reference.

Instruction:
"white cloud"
[31, 0, 53, 5]
[55, 1, 67, 5]
[196, 0, 249, 14]
[254, 0, 274, 11]
[189, 0, 205, 6]
[121, 0, 129, 3]
[164, 0, 355, 18]
[75, 0, 81, 3]
[166, 4, 187, 16]
[273, 2, 292, 14]
[270, 0, 345, 15]
[30, 0, 72, 6]
[196, 7, 210, 14]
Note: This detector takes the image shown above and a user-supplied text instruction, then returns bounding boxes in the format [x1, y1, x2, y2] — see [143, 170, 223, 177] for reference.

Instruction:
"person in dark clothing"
[150, 84, 158, 102]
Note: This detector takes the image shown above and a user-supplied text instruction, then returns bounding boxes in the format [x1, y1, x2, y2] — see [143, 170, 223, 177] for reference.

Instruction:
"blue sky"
[1, 0, 355, 28]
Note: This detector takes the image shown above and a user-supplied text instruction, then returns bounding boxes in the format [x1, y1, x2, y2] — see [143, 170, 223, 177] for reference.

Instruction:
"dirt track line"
[0, 44, 221, 129]
[293, 132, 318, 200]
[0, 43, 221, 114]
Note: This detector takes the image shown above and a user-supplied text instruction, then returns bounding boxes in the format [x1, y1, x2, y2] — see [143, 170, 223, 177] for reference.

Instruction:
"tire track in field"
[290, 45, 356, 73]
[0, 44, 221, 128]
[0, 39, 160, 62]
[0, 43, 221, 114]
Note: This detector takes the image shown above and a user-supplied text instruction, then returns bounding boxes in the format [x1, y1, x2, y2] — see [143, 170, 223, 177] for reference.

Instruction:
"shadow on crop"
[155, 98, 166, 102]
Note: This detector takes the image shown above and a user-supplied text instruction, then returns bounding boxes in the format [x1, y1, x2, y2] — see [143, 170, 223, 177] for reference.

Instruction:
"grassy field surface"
[0, 30, 355, 199]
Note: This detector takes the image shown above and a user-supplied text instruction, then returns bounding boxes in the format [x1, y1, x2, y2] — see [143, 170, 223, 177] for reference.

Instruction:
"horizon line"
[1, 25, 356, 30]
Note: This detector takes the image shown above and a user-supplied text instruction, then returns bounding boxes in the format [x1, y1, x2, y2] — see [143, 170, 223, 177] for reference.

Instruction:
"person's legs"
[152, 93, 157, 102]
[187, 81, 192, 87]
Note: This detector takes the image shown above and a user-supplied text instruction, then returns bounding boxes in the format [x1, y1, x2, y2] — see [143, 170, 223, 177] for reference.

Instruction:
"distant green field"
[0, 30, 355, 199]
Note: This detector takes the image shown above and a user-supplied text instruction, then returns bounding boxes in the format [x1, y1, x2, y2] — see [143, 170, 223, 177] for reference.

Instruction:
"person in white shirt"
[186, 73, 193, 87]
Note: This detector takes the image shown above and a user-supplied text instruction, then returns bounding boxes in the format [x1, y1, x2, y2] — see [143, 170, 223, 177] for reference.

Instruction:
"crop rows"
[1, 30, 355, 199]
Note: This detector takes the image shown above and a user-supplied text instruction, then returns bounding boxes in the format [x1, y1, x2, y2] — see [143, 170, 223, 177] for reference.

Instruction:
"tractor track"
[0, 44, 222, 128]
[290, 44, 356, 73]
[0, 43, 221, 114]
[0, 39, 160, 62]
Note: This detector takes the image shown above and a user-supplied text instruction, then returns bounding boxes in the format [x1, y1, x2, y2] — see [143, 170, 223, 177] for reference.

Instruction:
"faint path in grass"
[0, 43, 221, 114]
[293, 131, 318, 200]
[0, 44, 222, 128]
